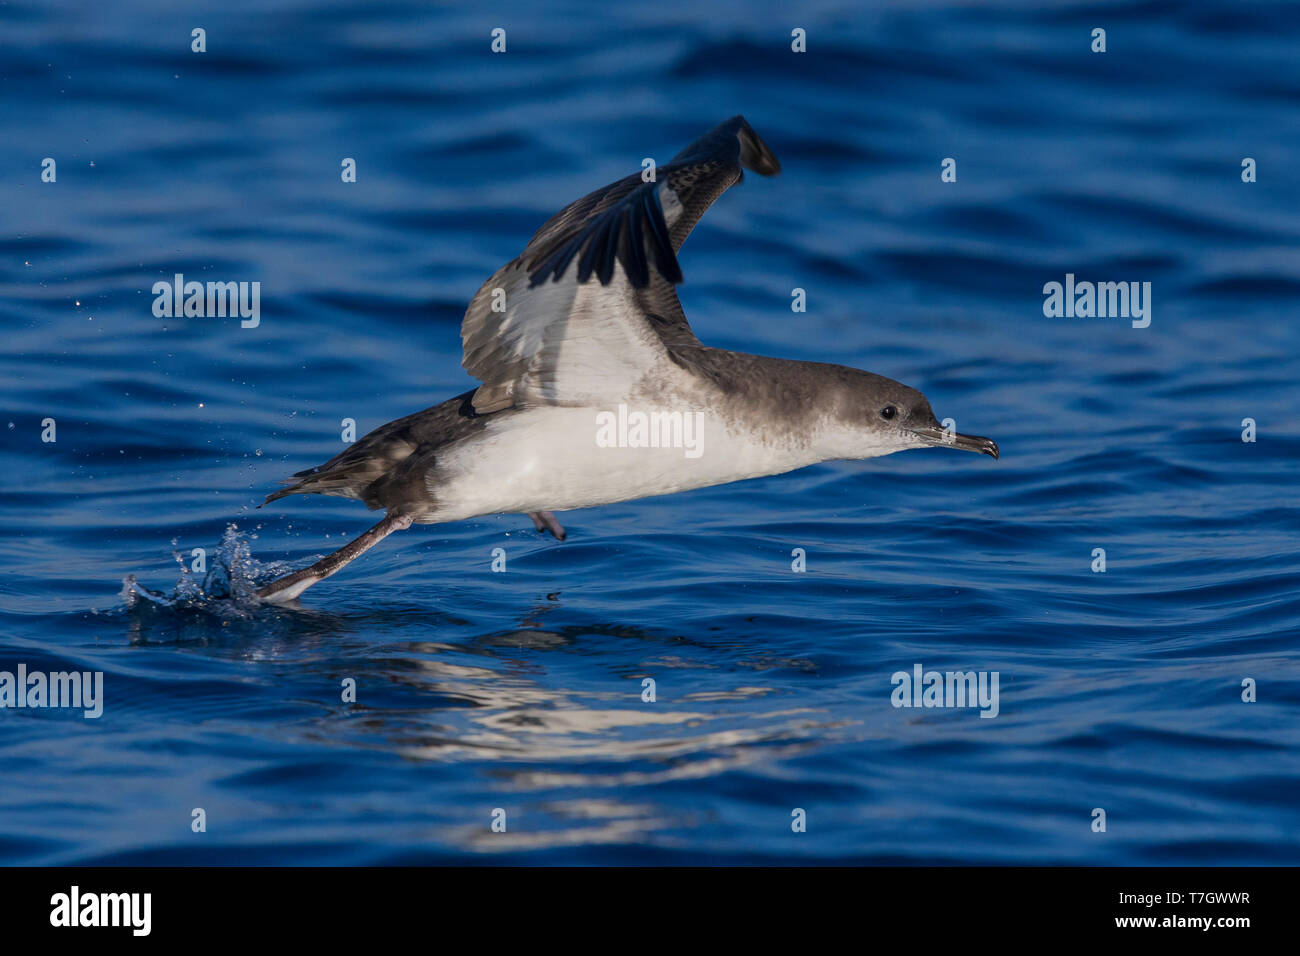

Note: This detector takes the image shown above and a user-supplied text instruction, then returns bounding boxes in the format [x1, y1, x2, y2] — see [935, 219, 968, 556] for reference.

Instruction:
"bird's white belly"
[427, 405, 821, 521]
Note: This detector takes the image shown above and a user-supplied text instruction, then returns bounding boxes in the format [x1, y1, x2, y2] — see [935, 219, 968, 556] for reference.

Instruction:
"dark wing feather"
[524, 115, 779, 290]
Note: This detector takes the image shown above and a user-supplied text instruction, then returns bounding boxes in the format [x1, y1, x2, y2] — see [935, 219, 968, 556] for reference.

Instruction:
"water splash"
[121, 524, 299, 618]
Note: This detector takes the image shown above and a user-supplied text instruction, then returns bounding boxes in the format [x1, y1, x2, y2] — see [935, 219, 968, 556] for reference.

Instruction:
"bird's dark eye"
[880, 405, 897, 421]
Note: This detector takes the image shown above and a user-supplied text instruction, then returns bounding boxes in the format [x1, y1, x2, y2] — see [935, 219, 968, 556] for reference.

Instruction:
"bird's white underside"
[427, 391, 912, 522]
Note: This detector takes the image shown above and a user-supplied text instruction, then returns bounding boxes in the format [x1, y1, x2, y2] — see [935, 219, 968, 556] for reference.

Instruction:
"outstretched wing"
[460, 115, 780, 413]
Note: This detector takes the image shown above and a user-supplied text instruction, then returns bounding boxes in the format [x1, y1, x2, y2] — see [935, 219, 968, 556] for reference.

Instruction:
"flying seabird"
[256, 116, 998, 604]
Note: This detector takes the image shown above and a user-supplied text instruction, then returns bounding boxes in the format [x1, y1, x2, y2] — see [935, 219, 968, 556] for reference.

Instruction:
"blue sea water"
[2, 0, 1298, 865]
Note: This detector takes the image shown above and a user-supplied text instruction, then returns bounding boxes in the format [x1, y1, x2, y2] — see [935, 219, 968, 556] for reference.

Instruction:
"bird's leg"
[257, 511, 414, 605]
[528, 511, 566, 541]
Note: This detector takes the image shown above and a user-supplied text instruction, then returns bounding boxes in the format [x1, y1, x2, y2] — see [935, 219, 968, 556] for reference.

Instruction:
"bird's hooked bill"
[911, 425, 1000, 460]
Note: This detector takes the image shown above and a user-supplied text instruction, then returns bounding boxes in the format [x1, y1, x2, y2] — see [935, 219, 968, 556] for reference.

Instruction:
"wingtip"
[729, 115, 781, 176]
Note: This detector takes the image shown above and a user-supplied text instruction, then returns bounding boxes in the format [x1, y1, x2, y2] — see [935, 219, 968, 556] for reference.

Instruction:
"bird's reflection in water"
[371, 627, 825, 765]
[373, 623, 828, 852]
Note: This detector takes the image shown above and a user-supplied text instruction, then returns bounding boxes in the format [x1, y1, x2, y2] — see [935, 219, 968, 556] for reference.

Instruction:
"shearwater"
[256, 116, 999, 603]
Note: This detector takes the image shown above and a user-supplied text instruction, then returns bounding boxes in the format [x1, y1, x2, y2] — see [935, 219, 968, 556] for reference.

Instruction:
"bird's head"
[824, 369, 999, 462]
